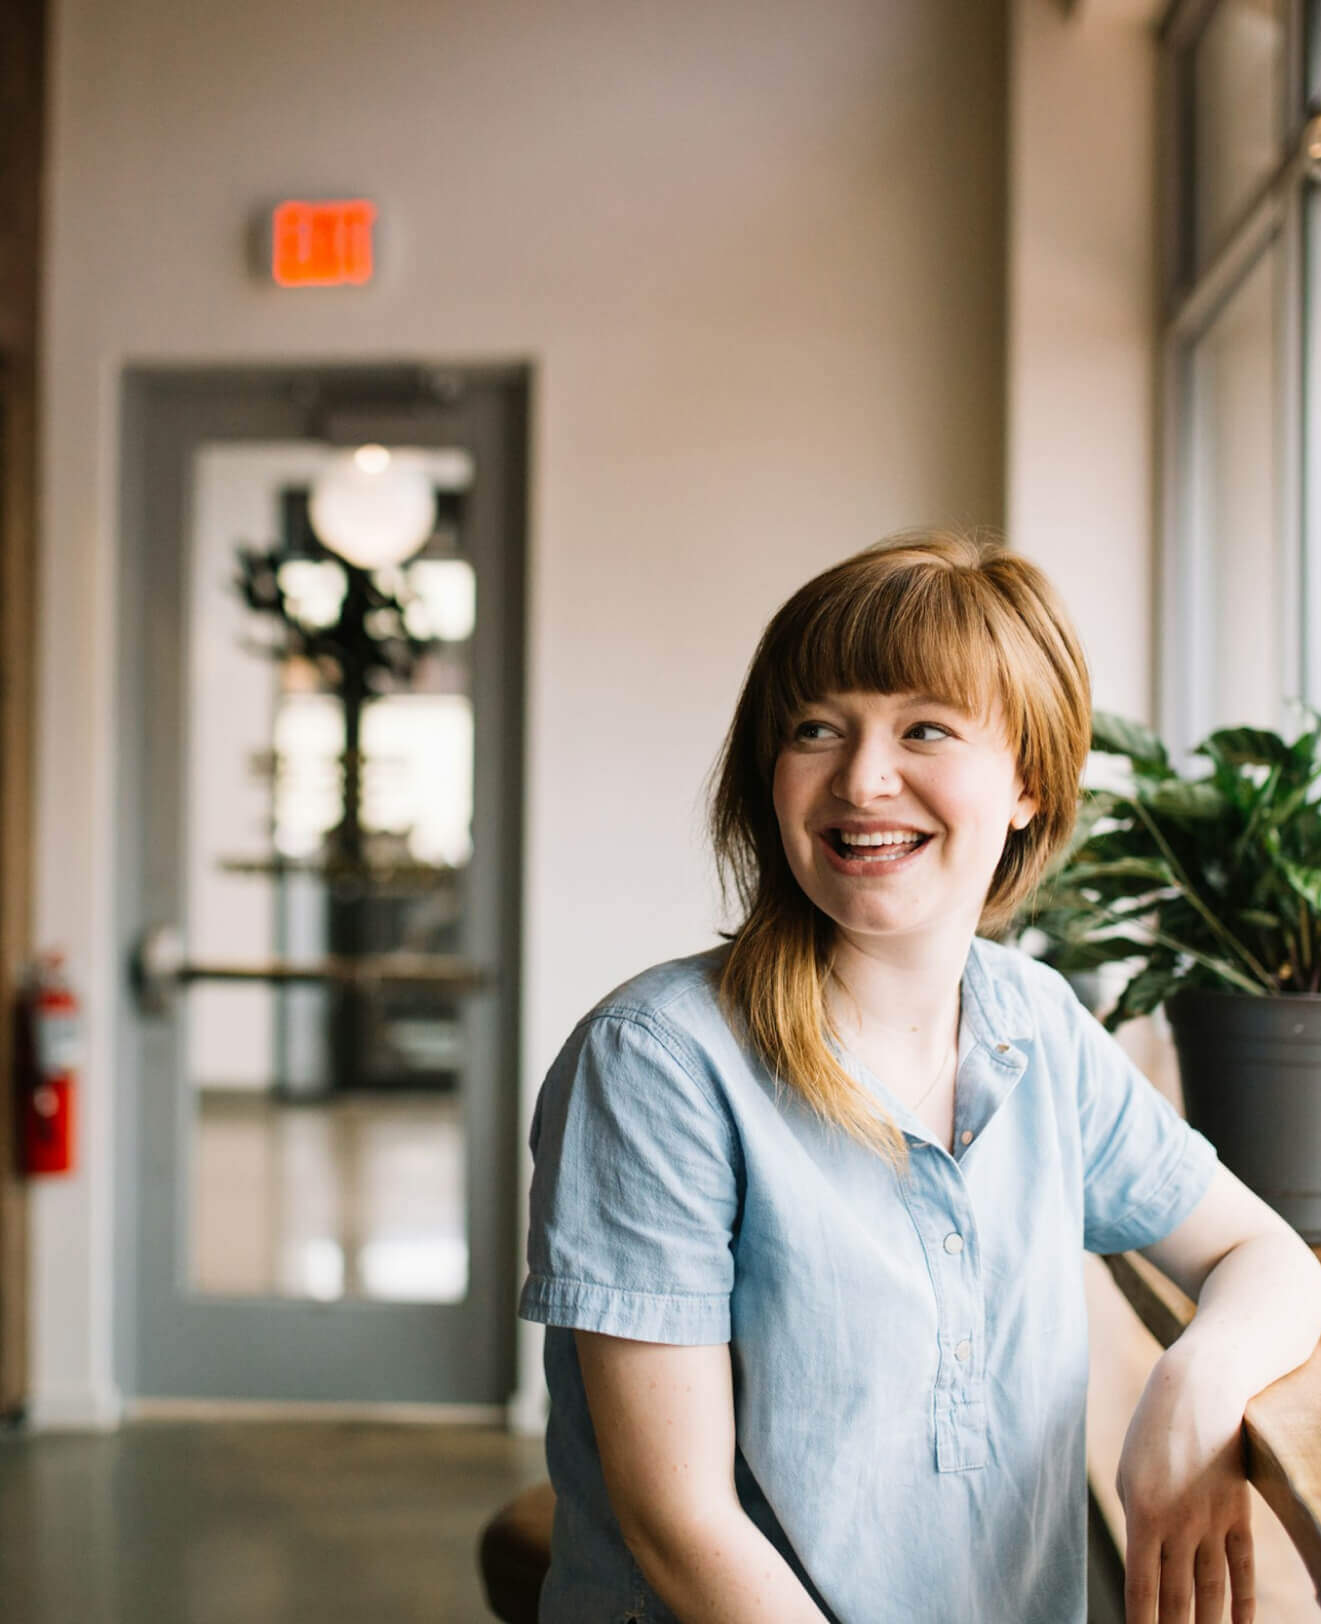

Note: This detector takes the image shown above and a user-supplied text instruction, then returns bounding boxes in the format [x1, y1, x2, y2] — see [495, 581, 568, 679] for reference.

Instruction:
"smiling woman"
[517, 529, 1321, 1624]
[711, 531, 1091, 1166]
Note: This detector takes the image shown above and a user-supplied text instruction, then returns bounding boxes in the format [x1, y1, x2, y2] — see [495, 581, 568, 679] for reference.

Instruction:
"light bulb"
[354, 444, 391, 475]
[309, 449, 435, 569]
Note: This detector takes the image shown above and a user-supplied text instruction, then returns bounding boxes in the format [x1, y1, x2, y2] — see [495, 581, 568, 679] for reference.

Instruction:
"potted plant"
[1015, 707, 1321, 1239]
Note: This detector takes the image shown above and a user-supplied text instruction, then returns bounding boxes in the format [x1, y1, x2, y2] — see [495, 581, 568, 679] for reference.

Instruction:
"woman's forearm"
[1115, 1228, 1321, 1620]
[624, 1504, 830, 1624]
[1166, 1228, 1321, 1405]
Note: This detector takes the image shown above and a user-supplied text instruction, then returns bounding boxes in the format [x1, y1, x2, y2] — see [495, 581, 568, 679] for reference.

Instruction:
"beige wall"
[33, 0, 1009, 1423]
[1008, 0, 1159, 731]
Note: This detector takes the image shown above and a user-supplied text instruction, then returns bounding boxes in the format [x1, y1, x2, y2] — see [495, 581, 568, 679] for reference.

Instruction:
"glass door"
[116, 368, 526, 1404]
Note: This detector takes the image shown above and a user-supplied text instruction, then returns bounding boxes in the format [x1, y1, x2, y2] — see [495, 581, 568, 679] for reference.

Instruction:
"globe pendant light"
[308, 445, 436, 569]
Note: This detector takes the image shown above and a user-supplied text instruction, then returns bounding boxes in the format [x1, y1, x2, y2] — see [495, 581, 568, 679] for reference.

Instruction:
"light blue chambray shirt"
[518, 935, 1219, 1624]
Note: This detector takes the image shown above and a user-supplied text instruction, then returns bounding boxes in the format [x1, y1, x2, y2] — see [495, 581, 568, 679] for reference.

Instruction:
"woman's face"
[771, 689, 1037, 951]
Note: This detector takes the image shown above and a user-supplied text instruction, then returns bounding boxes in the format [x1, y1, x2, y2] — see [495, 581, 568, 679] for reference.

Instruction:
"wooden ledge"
[1103, 1251, 1321, 1597]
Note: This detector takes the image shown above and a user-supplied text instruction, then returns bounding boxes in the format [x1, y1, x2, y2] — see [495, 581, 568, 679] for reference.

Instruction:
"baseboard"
[122, 1396, 506, 1425]
[506, 1381, 548, 1437]
[26, 1385, 124, 1431]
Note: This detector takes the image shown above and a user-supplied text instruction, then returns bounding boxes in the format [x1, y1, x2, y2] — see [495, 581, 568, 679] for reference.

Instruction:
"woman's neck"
[826, 926, 971, 1061]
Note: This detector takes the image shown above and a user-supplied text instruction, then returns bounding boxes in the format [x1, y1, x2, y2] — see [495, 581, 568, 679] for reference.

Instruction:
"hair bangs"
[764, 563, 1019, 756]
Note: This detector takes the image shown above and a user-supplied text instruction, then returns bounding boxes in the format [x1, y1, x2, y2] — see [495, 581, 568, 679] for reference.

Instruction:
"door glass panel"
[1187, 246, 1281, 734]
[184, 441, 476, 1303]
[1192, 0, 1286, 269]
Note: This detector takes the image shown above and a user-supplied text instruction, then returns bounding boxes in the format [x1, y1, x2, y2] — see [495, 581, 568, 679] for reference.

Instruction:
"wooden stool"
[478, 1480, 556, 1623]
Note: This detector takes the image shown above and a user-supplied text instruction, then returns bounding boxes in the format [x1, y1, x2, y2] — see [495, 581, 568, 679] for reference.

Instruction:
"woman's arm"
[1116, 1162, 1321, 1624]
[575, 1330, 830, 1624]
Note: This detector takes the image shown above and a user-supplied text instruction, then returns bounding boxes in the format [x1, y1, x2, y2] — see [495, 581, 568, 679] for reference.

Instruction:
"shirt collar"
[961, 935, 1036, 1054]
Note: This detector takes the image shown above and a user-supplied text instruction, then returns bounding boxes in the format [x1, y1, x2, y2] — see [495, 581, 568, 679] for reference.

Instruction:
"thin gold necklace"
[903, 1029, 958, 1114]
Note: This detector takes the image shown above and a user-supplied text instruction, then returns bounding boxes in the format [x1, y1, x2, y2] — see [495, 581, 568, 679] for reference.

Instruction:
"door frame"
[113, 363, 528, 1406]
[0, 0, 47, 1422]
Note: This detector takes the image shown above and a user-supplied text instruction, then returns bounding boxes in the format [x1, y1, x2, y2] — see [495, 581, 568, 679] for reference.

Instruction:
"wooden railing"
[1104, 1251, 1321, 1599]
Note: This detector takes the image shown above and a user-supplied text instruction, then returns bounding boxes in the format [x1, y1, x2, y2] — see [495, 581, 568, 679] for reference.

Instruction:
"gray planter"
[1165, 987, 1321, 1242]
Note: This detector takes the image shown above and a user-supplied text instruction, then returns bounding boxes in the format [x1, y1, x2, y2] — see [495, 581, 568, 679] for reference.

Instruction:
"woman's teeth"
[834, 831, 929, 860]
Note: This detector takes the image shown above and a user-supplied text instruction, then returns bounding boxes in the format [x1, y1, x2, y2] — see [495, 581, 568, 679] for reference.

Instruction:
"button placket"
[915, 1162, 986, 1473]
[929, 953, 1026, 1470]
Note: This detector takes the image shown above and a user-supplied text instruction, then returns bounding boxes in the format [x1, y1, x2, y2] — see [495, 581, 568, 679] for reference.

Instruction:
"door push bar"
[131, 924, 492, 1017]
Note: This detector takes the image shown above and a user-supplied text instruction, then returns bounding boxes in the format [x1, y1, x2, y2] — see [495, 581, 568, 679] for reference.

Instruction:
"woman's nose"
[830, 739, 901, 805]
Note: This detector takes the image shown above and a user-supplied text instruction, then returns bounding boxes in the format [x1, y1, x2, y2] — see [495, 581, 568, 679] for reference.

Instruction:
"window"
[1159, 0, 1319, 753]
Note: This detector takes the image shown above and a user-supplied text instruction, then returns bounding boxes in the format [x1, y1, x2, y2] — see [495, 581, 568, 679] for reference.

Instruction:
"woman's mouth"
[818, 828, 934, 872]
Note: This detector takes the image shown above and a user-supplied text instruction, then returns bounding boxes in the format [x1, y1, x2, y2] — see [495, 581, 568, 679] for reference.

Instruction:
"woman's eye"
[791, 720, 835, 742]
[907, 722, 950, 742]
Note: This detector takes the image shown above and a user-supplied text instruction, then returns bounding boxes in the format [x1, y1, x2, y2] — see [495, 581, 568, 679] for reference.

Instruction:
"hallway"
[0, 1419, 544, 1624]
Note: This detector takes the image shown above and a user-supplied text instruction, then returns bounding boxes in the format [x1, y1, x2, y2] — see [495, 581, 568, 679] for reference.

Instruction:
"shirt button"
[943, 1232, 964, 1254]
[995, 1042, 1010, 1053]
[960, 1130, 973, 1145]
[954, 1338, 972, 1362]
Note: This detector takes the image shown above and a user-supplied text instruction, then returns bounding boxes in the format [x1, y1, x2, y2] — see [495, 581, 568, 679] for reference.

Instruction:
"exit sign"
[271, 199, 377, 287]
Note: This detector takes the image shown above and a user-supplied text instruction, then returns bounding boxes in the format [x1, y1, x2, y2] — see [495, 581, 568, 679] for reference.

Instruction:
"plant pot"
[1165, 987, 1321, 1242]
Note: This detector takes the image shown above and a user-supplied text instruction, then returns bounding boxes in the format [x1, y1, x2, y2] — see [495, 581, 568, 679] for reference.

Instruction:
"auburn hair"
[708, 529, 1092, 1169]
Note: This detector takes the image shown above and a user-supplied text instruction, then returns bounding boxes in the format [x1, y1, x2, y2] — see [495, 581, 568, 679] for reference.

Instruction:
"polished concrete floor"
[0, 1419, 547, 1624]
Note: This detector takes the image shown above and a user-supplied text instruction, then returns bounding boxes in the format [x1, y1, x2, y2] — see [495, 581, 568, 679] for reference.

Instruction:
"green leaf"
[1267, 853, 1321, 912]
[1231, 762, 1284, 858]
[1101, 962, 1185, 1032]
[1063, 857, 1174, 888]
[1070, 826, 1150, 866]
[1238, 907, 1284, 931]
[1090, 712, 1172, 776]
[1138, 780, 1229, 822]
[1066, 798, 1125, 854]
[1270, 778, 1316, 828]
[1288, 706, 1321, 770]
[1194, 726, 1294, 771]
[1075, 788, 1128, 824]
[1046, 935, 1151, 971]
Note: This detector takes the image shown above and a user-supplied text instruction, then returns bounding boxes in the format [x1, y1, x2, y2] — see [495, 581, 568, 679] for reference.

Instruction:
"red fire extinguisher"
[22, 952, 80, 1176]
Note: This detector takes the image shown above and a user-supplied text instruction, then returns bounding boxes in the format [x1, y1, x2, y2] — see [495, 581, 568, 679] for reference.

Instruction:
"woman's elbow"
[615, 1497, 751, 1609]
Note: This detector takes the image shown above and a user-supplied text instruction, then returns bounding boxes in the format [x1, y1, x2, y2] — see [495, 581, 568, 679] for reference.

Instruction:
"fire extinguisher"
[21, 952, 80, 1176]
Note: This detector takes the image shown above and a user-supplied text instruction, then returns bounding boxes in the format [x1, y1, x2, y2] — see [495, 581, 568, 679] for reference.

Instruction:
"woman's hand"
[1115, 1346, 1255, 1624]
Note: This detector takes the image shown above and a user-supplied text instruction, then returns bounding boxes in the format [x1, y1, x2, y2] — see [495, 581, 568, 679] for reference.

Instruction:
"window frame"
[1157, 0, 1315, 758]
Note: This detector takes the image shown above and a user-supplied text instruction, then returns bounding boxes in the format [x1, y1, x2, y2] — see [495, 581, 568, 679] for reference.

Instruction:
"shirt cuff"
[518, 1273, 731, 1343]
[1085, 1125, 1220, 1254]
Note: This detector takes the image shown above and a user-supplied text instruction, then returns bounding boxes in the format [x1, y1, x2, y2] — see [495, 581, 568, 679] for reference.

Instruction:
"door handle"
[130, 924, 491, 1017]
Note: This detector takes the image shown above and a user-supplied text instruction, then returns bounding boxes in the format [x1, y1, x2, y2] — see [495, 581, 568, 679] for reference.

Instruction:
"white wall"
[1008, 0, 1159, 729]
[33, 0, 1009, 1424]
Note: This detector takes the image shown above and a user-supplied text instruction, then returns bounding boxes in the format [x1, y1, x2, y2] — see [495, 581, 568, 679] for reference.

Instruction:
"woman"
[519, 531, 1321, 1623]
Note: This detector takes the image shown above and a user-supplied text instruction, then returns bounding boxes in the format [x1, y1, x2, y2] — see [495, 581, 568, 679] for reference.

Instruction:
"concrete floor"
[0, 1419, 547, 1624]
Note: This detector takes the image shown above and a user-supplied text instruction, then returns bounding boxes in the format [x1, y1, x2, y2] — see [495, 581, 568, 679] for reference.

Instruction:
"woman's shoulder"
[537, 944, 741, 1132]
[581, 942, 734, 1036]
[535, 942, 746, 1111]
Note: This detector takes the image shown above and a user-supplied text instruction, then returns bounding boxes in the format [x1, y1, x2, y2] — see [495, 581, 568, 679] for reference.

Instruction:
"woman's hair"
[708, 529, 1092, 1168]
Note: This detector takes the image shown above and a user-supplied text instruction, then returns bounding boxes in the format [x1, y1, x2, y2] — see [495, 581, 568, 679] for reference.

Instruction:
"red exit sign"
[271, 199, 377, 287]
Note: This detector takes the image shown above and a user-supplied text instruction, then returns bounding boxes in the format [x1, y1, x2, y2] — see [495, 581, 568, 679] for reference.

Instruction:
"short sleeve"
[1071, 992, 1219, 1255]
[517, 1010, 741, 1343]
